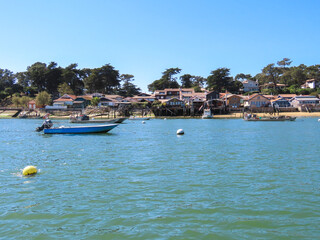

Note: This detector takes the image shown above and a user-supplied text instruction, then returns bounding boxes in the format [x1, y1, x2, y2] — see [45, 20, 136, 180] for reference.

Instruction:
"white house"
[242, 79, 259, 92]
[301, 79, 320, 89]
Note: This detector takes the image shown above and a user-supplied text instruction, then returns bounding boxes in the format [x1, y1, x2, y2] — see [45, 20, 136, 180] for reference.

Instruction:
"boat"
[69, 114, 126, 124]
[36, 119, 118, 134]
[202, 109, 213, 119]
[244, 113, 296, 121]
[128, 116, 151, 120]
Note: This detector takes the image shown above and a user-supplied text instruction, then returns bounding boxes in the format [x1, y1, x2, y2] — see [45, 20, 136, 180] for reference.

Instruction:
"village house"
[290, 95, 320, 108]
[221, 94, 242, 108]
[277, 94, 296, 101]
[99, 95, 123, 107]
[154, 88, 195, 100]
[244, 93, 271, 108]
[132, 93, 156, 102]
[72, 95, 92, 109]
[242, 79, 259, 92]
[159, 98, 185, 107]
[301, 79, 320, 89]
[52, 94, 77, 107]
[270, 97, 291, 108]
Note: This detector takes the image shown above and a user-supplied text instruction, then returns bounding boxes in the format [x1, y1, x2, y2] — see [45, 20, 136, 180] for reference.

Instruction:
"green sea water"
[0, 118, 319, 239]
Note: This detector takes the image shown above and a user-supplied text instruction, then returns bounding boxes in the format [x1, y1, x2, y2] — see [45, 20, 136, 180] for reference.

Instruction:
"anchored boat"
[244, 113, 296, 121]
[36, 119, 118, 134]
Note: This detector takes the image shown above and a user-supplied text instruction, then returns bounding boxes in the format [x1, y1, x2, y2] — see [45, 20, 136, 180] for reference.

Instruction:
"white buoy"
[177, 129, 184, 135]
[164, 118, 167, 120]
[142, 121, 145, 124]
[318, 119, 320, 122]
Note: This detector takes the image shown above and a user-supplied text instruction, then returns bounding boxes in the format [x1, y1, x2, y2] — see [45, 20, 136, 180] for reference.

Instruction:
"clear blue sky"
[1, 0, 319, 92]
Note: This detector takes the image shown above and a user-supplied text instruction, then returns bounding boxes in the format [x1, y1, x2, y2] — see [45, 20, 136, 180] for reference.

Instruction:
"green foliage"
[148, 68, 181, 92]
[91, 97, 100, 106]
[58, 82, 74, 95]
[36, 91, 51, 106]
[207, 68, 233, 92]
[118, 74, 141, 97]
[20, 96, 31, 107]
[84, 64, 120, 94]
[12, 96, 21, 107]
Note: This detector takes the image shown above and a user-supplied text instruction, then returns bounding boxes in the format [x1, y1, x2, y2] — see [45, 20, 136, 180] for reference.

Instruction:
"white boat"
[202, 109, 213, 119]
[128, 116, 151, 120]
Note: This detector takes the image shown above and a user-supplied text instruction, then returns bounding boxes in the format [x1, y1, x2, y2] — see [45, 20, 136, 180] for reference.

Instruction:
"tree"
[118, 74, 141, 97]
[26, 62, 47, 92]
[36, 91, 51, 106]
[20, 96, 31, 108]
[84, 64, 120, 94]
[91, 97, 100, 106]
[262, 64, 281, 88]
[58, 82, 74, 95]
[277, 58, 292, 69]
[12, 96, 20, 107]
[207, 68, 233, 92]
[61, 63, 84, 95]
[180, 74, 193, 88]
[235, 73, 252, 82]
[0, 69, 15, 91]
[148, 68, 181, 92]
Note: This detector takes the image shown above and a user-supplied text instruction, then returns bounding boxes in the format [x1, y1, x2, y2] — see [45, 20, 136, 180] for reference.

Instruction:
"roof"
[53, 98, 74, 102]
[263, 95, 277, 100]
[271, 97, 289, 102]
[28, 100, 36, 104]
[278, 94, 296, 98]
[60, 94, 77, 100]
[248, 93, 270, 101]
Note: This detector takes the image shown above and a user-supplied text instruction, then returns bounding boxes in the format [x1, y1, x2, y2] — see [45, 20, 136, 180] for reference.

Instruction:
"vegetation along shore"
[1, 58, 320, 118]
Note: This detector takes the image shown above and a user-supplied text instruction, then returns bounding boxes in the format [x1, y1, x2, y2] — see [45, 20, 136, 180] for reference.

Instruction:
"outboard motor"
[36, 119, 53, 132]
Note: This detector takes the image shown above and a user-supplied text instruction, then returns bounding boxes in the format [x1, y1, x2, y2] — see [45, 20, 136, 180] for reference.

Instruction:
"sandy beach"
[1, 110, 320, 119]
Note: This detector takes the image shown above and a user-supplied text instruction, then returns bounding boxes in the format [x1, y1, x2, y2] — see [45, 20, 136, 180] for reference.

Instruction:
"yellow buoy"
[22, 166, 37, 176]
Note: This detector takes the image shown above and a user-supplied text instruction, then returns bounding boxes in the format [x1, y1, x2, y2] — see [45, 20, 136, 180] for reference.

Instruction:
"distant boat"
[202, 109, 213, 119]
[36, 119, 118, 134]
[244, 113, 296, 121]
[128, 116, 151, 120]
[70, 114, 126, 124]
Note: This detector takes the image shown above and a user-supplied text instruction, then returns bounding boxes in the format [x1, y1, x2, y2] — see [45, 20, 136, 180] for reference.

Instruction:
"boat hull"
[244, 117, 296, 121]
[43, 124, 118, 134]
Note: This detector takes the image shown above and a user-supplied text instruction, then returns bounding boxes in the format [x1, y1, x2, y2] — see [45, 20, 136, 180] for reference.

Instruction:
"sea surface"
[0, 118, 320, 239]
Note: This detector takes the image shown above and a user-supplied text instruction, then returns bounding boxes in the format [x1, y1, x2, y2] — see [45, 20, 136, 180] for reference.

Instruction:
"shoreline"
[1, 111, 320, 120]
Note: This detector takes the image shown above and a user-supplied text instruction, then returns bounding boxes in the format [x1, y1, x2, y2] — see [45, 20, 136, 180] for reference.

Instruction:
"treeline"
[0, 62, 141, 101]
[148, 58, 320, 95]
[1, 58, 320, 104]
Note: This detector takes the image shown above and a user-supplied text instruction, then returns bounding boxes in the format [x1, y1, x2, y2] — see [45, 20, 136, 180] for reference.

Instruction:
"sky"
[1, 0, 320, 92]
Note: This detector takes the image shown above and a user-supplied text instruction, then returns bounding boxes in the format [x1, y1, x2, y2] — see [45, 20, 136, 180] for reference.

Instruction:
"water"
[1, 118, 320, 239]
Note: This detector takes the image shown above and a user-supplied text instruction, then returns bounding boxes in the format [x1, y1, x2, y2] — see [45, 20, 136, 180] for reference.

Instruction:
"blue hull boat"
[43, 124, 118, 134]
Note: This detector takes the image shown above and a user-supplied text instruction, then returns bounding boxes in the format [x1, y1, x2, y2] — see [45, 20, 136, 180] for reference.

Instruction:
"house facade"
[221, 94, 242, 108]
[244, 94, 271, 108]
[271, 97, 291, 108]
[301, 79, 320, 89]
[242, 79, 259, 92]
[290, 96, 320, 108]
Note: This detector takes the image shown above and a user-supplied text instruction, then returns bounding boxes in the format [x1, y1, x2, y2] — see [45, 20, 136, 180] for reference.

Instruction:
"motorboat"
[69, 114, 126, 124]
[128, 116, 151, 120]
[36, 119, 118, 134]
[202, 109, 213, 119]
[244, 113, 296, 121]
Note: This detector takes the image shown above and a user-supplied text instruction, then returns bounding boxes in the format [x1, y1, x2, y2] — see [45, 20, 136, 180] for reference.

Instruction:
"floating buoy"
[177, 129, 184, 135]
[164, 118, 167, 120]
[318, 119, 320, 122]
[22, 166, 37, 176]
[142, 121, 145, 124]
